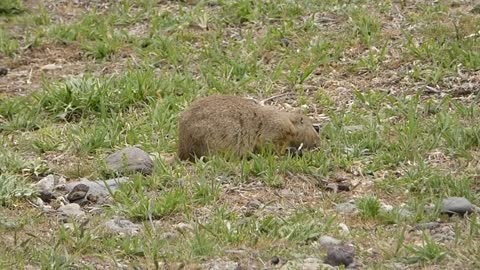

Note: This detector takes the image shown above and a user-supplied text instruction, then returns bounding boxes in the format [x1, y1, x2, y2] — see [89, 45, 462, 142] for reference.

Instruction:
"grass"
[0, 0, 480, 268]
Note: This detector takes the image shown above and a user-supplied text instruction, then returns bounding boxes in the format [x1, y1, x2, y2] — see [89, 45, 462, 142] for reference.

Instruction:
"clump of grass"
[0, 0, 24, 15]
[358, 196, 382, 219]
[36, 70, 161, 121]
[403, 233, 447, 265]
[349, 8, 382, 47]
[0, 148, 50, 176]
[0, 30, 19, 57]
[0, 175, 35, 206]
[114, 181, 188, 221]
[0, 96, 45, 132]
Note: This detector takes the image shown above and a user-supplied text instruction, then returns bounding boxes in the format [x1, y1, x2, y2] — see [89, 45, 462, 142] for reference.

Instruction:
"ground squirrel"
[177, 95, 320, 161]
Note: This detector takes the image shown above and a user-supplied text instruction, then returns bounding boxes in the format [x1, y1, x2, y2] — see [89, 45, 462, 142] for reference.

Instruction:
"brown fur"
[177, 95, 320, 161]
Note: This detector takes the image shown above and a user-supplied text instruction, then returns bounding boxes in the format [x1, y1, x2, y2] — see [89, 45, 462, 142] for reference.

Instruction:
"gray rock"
[105, 147, 153, 175]
[335, 202, 357, 214]
[58, 203, 85, 220]
[104, 217, 142, 236]
[271, 256, 280, 265]
[441, 197, 476, 216]
[64, 177, 129, 205]
[319, 235, 342, 248]
[324, 244, 355, 267]
[34, 175, 66, 202]
[0, 67, 7, 77]
[280, 38, 291, 47]
[67, 183, 89, 202]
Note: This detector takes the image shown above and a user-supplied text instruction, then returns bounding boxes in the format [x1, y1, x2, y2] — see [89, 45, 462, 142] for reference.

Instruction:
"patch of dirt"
[0, 43, 87, 96]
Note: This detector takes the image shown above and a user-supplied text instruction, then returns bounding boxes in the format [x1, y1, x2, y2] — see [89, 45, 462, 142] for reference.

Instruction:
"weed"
[403, 233, 447, 265]
[0, 175, 35, 206]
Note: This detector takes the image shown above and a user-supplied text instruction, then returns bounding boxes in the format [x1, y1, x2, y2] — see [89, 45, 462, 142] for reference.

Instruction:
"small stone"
[381, 203, 394, 212]
[33, 197, 45, 207]
[86, 193, 99, 203]
[0, 67, 7, 76]
[62, 223, 74, 231]
[324, 244, 355, 267]
[67, 183, 89, 202]
[246, 199, 262, 209]
[441, 197, 475, 216]
[174, 222, 193, 232]
[338, 223, 350, 234]
[319, 235, 342, 248]
[271, 256, 280, 265]
[280, 38, 291, 47]
[105, 147, 154, 175]
[104, 217, 142, 236]
[58, 203, 85, 220]
[63, 177, 129, 205]
[336, 202, 357, 214]
[34, 175, 66, 202]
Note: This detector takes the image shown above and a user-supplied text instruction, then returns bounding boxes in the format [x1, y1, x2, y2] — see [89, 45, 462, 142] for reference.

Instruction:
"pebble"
[246, 199, 262, 209]
[104, 217, 142, 236]
[0, 67, 7, 76]
[324, 244, 355, 267]
[335, 202, 358, 214]
[105, 147, 154, 175]
[67, 183, 89, 202]
[338, 223, 350, 234]
[58, 203, 85, 221]
[64, 177, 129, 205]
[34, 174, 66, 202]
[280, 38, 291, 47]
[174, 222, 194, 232]
[319, 235, 342, 248]
[271, 256, 280, 265]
